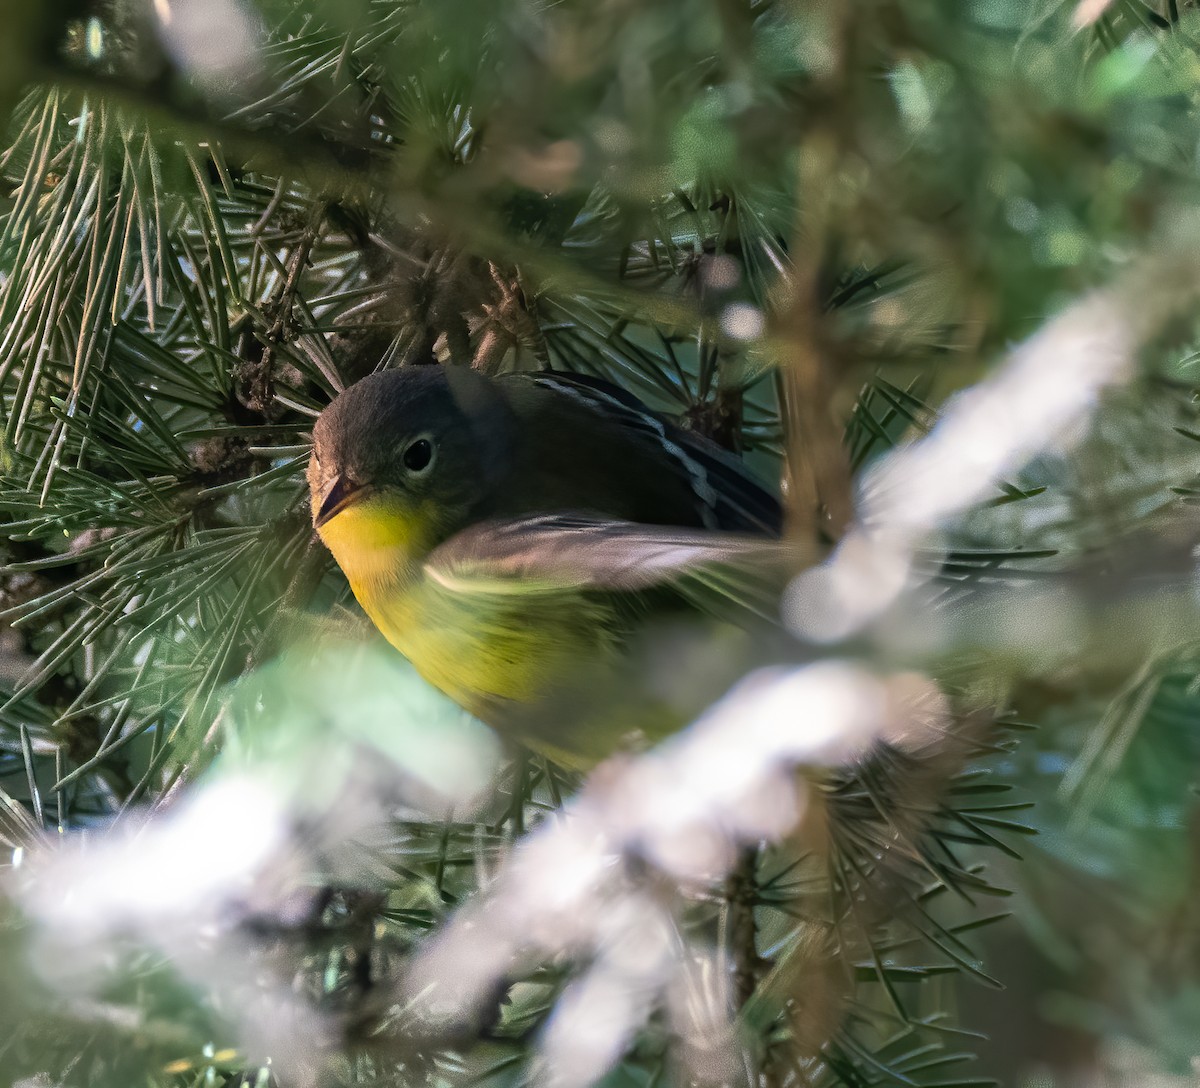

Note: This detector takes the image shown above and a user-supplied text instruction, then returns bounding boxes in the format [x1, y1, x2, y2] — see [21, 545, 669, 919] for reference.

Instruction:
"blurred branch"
[1073, 0, 1118, 27]
[36, 51, 763, 372]
[788, 218, 1200, 643]
[775, 5, 855, 548]
[39, 59, 382, 193]
[403, 665, 947, 1087]
[776, 131, 854, 546]
[237, 199, 331, 416]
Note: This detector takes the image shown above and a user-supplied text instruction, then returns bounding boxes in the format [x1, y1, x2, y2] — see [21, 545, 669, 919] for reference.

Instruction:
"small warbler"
[307, 365, 787, 767]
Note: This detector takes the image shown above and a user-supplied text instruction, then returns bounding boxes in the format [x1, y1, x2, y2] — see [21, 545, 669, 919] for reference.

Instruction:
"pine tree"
[2, 2, 1200, 1087]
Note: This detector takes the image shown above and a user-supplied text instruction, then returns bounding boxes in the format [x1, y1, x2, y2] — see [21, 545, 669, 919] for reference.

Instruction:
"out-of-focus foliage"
[1, 0, 1200, 1086]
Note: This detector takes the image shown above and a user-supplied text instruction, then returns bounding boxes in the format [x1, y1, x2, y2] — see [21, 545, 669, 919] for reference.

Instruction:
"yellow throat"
[316, 491, 427, 601]
[315, 489, 590, 719]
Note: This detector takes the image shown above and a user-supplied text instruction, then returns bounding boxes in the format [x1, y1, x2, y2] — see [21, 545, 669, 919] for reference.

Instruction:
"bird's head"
[308, 366, 513, 569]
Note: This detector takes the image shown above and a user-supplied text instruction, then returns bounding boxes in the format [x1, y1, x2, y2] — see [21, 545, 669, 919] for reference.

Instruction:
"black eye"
[402, 437, 434, 473]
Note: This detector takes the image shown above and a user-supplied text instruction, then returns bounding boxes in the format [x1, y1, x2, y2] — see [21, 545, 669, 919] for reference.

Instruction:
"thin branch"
[773, 10, 855, 548]
[263, 201, 330, 376]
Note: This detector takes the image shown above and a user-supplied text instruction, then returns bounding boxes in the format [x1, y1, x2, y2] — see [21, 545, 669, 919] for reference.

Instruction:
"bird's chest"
[354, 573, 622, 718]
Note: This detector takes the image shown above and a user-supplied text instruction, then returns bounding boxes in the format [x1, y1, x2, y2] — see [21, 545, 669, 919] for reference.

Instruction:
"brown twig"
[726, 847, 765, 1012]
[237, 200, 330, 415]
[773, 2, 856, 549]
[775, 132, 854, 549]
[760, 8, 858, 1084]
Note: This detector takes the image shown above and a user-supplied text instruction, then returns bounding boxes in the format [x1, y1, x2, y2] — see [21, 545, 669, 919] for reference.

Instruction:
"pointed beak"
[314, 475, 370, 528]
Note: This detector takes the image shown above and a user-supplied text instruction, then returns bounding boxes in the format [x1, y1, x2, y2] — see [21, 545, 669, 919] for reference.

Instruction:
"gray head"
[307, 366, 514, 539]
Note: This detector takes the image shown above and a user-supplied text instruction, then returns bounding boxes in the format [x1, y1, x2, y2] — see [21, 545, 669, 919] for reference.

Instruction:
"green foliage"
[1, 1, 1199, 1086]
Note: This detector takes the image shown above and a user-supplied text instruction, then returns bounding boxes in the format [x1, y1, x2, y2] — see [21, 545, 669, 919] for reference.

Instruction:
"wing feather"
[424, 514, 795, 624]
[522, 371, 782, 535]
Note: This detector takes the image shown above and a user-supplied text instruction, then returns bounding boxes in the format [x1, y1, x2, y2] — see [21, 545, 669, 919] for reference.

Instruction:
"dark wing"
[424, 513, 794, 626]
[520, 370, 783, 536]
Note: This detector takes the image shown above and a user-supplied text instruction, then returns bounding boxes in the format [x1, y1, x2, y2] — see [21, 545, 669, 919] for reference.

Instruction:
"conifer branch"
[236, 198, 330, 417]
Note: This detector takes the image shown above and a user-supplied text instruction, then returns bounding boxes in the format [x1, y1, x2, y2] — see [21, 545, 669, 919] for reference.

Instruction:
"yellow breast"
[315, 498, 697, 770]
[316, 492, 427, 594]
[317, 496, 608, 717]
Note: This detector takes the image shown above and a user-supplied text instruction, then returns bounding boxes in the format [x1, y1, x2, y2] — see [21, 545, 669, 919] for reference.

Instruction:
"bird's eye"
[402, 436, 435, 474]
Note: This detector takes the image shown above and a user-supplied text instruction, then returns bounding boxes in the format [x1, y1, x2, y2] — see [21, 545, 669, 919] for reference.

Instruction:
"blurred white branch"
[787, 229, 1200, 642]
[405, 663, 947, 1087]
[1073, 0, 1117, 28]
[6, 663, 942, 1088]
[8, 641, 501, 1085]
[152, 0, 261, 98]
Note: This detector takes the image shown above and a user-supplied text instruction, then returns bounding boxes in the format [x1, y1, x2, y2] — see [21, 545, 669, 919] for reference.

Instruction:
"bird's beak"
[315, 475, 370, 528]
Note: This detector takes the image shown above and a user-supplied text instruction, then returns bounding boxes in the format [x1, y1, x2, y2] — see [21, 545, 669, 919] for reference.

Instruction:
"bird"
[307, 364, 790, 768]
